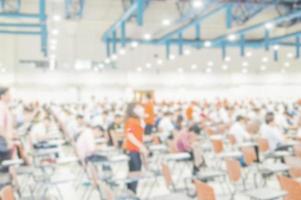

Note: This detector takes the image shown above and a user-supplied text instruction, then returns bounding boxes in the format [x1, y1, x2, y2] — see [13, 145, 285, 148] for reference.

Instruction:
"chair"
[257, 138, 269, 154]
[293, 145, 301, 158]
[194, 180, 216, 200]
[211, 139, 224, 154]
[225, 159, 286, 200]
[284, 156, 301, 178]
[241, 147, 257, 166]
[0, 186, 15, 200]
[278, 175, 301, 200]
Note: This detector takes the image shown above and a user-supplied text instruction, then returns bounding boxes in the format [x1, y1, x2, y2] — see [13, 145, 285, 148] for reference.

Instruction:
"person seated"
[229, 115, 251, 144]
[260, 112, 286, 152]
[157, 112, 175, 141]
[107, 114, 124, 148]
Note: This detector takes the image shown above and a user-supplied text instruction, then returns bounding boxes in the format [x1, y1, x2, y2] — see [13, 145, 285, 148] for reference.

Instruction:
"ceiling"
[0, 0, 300, 75]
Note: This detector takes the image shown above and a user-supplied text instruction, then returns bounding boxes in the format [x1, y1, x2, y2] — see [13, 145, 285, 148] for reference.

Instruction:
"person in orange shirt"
[124, 102, 148, 193]
[143, 93, 155, 135]
[186, 102, 194, 121]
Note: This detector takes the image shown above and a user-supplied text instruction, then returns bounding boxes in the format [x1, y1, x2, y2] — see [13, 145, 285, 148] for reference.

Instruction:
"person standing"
[124, 102, 148, 193]
[143, 93, 155, 135]
[0, 87, 14, 162]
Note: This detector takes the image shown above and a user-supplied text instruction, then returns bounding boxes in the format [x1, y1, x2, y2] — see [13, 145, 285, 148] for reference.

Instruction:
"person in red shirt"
[124, 102, 148, 193]
[186, 102, 194, 121]
[143, 93, 155, 135]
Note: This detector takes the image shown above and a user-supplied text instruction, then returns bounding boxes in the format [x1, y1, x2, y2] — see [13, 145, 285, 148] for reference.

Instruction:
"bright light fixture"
[143, 33, 152, 41]
[131, 41, 139, 48]
[51, 29, 59, 35]
[192, 0, 203, 8]
[206, 68, 212, 73]
[265, 22, 274, 30]
[242, 61, 249, 67]
[273, 45, 280, 51]
[286, 52, 294, 59]
[227, 34, 237, 41]
[53, 15, 62, 21]
[162, 19, 171, 26]
[224, 56, 231, 62]
[111, 54, 118, 61]
[119, 49, 126, 55]
[191, 64, 198, 70]
[104, 58, 111, 64]
[145, 63, 152, 68]
[207, 61, 214, 66]
[178, 68, 183, 73]
[222, 65, 228, 70]
[284, 62, 290, 67]
[184, 49, 191, 55]
[262, 57, 268, 63]
[204, 41, 212, 47]
[246, 51, 253, 57]
[169, 54, 176, 60]
[242, 68, 248, 74]
[260, 65, 266, 71]
[157, 59, 163, 65]
[136, 67, 142, 72]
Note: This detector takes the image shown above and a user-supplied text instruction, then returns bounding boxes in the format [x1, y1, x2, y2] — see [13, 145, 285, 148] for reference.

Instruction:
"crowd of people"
[1, 86, 301, 198]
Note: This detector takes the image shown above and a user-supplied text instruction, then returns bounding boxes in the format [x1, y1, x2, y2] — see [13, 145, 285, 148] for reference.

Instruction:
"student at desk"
[229, 115, 251, 144]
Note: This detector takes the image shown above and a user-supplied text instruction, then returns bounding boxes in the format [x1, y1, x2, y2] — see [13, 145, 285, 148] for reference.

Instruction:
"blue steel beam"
[226, 4, 233, 29]
[158, 4, 227, 42]
[212, 9, 301, 46]
[296, 35, 300, 59]
[39, 0, 47, 56]
[0, 23, 40, 28]
[0, 13, 39, 18]
[102, 0, 146, 41]
[0, 30, 41, 35]
[106, 31, 300, 48]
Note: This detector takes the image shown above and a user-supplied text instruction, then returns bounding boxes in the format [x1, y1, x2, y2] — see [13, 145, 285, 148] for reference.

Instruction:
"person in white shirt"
[260, 112, 285, 152]
[229, 115, 250, 144]
[158, 112, 175, 140]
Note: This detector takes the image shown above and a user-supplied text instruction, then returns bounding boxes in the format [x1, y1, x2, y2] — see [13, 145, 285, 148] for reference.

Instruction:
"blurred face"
[134, 105, 144, 119]
[1, 89, 11, 104]
[115, 116, 122, 124]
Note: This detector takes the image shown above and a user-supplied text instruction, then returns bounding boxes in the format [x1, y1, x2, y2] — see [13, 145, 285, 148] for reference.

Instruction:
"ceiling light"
[136, 67, 142, 72]
[284, 62, 290, 68]
[260, 65, 266, 71]
[286, 52, 294, 59]
[273, 45, 280, 51]
[206, 68, 212, 73]
[131, 41, 139, 48]
[262, 57, 268, 63]
[104, 58, 111, 64]
[191, 64, 198, 70]
[224, 56, 231, 62]
[178, 68, 183, 73]
[207, 61, 214, 66]
[99, 64, 104, 69]
[242, 68, 248, 74]
[169, 54, 176, 61]
[119, 48, 126, 55]
[281, 69, 286, 73]
[50, 39, 57, 45]
[1, 68, 6, 73]
[242, 61, 249, 67]
[145, 63, 152, 68]
[246, 51, 253, 57]
[157, 59, 163, 65]
[162, 19, 171, 26]
[192, 0, 203, 8]
[265, 22, 274, 30]
[51, 29, 59, 35]
[50, 45, 56, 51]
[143, 33, 152, 41]
[184, 49, 191, 56]
[111, 54, 118, 61]
[94, 67, 99, 72]
[222, 65, 228, 70]
[53, 15, 62, 22]
[227, 34, 237, 41]
[204, 41, 212, 47]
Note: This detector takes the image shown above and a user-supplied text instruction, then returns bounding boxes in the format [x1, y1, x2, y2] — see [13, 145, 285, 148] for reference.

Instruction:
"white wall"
[1, 70, 301, 102]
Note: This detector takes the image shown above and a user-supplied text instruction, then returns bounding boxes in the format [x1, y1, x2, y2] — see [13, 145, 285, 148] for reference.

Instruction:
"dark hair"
[265, 112, 274, 124]
[236, 115, 244, 122]
[145, 93, 152, 100]
[125, 102, 138, 121]
[76, 114, 84, 119]
[0, 87, 9, 98]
